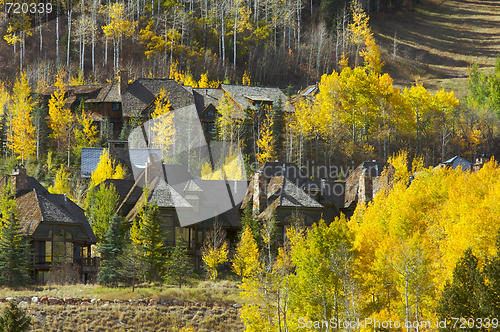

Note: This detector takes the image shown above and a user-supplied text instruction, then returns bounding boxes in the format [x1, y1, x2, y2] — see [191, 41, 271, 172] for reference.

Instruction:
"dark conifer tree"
[437, 248, 487, 330]
[0, 181, 31, 287]
[0, 300, 31, 332]
[163, 236, 194, 288]
[97, 214, 123, 286]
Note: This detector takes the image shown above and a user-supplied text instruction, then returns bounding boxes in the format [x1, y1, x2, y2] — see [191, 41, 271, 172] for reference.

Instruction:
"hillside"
[371, 0, 500, 99]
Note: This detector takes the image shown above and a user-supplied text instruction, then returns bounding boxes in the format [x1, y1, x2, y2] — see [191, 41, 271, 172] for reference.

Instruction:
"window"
[204, 109, 214, 117]
[112, 103, 120, 111]
[97, 103, 104, 108]
[203, 122, 214, 134]
[44, 228, 74, 263]
[162, 214, 175, 246]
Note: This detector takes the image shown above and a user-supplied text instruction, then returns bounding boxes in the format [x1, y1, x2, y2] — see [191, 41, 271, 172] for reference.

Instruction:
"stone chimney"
[119, 70, 129, 94]
[145, 154, 161, 185]
[474, 155, 489, 172]
[358, 168, 373, 203]
[11, 166, 28, 191]
[252, 171, 267, 215]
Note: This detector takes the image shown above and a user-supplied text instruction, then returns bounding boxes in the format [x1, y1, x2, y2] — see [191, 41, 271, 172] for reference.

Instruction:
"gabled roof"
[121, 79, 195, 117]
[87, 83, 121, 103]
[180, 179, 247, 228]
[192, 88, 224, 116]
[183, 179, 203, 192]
[0, 176, 96, 243]
[221, 84, 294, 113]
[126, 176, 192, 220]
[258, 176, 323, 220]
[440, 156, 473, 170]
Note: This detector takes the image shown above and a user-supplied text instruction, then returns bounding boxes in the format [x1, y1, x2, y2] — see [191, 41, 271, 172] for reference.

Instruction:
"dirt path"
[372, 0, 500, 73]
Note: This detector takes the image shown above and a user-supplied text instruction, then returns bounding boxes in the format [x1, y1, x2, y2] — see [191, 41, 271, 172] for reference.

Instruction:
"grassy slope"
[370, 0, 500, 100]
[2, 282, 244, 331]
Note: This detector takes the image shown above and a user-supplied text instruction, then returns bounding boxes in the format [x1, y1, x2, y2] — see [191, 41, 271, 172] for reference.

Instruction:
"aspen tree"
[8, 73, 35, 163]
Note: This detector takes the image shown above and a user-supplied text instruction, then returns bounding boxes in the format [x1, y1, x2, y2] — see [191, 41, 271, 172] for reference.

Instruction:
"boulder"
[48, 298, 61, 305]
[31, 297, 39, 303]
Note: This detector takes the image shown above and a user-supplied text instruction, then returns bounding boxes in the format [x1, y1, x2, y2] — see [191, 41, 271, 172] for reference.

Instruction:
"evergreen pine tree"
[131, 191, 167, 282]
[0, 300, 31, 332]
[119, 111, 142, 141]
[483, 231, 500, 317]
[99, 116, 113, 146]
[118, 240, 146, 292]
[97, 214, 123, 286]
[163, 236, 194, 288]
[437, 248, 487, 331]
[0, 181, 31, 287]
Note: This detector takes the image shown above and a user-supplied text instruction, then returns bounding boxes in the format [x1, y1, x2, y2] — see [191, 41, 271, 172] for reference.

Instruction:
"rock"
[63, 297, 73, 304]
[5, 297, 13, 301]
[18, 301, 28, 307]
[82, 298, 91, 303]
[40, 296, 48, 303]
[114, 299, 121, 304]
[48, 298, 61, 305]
[233, 303, 242, 308]
[31, 297, 39, 303]
[102, 303, 109, 308]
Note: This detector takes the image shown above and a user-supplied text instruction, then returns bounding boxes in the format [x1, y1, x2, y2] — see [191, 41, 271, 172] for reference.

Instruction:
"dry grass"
[0, 281, 243, 305]
[25, 303, 243, 331]
[370, 0, 500, 95]
[0, 281, 245, 331]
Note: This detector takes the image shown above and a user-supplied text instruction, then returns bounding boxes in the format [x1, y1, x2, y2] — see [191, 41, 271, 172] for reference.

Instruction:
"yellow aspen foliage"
[232, 226, 261, 278]
[208, 79, 221, 88]
[198, 72, 210, 88]
[74, 107, 98, 158]
[0, 82, 10, 116]
[69, 70, 85, 85]
[47, 76, 73, 152]
[102, 3, 135, 41]
[202, 242, 228, 281]
[183, 72, 198, 88]
[216, 92, 235, 142]
[201, 149, 245, 181]
[348, 155, 500, 326]
[349, 1, 371, 47]
[242, 70, 251, 85]
[169, 60, 185, 84]
[178, 327, 197, 332]
[150, 89, 174, 158]
[48, 165, 71, 197]
[222, 149, 245, 180]
[7, 73, 36, 162]
[90, 149, 125, 188]
[256, 113, 275, 164]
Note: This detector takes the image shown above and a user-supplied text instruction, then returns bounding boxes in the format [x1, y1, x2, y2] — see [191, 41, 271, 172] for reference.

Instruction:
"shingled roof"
[221, 84, 294, 114]
[0, 175, 96, 243]
[121, 79, 195, 117]
[126, 176, 192, 220]
[192, 88, 224, 116]
[257, 176, 323, 220]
